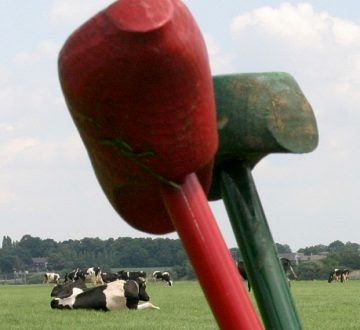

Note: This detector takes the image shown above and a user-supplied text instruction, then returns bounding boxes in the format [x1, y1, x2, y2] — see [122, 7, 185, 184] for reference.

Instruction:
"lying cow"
[51, 278, 88, 299]
[50, 278, 159, 311]
[153, 271, 173, 286]
[43, 272, 60, 285]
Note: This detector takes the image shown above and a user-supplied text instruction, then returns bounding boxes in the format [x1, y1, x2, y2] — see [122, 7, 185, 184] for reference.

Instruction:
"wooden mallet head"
[209, 72, 319, 200]
[58, 0, 218, 233]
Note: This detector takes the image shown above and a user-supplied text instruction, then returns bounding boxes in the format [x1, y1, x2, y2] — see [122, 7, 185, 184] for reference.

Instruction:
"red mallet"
[58, 1, 262, 328]
[58, 0, 216, 234]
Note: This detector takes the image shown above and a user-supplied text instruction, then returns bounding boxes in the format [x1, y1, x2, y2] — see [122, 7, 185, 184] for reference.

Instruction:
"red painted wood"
[58, 0, 217, 233]
[161, 173, 263, 330]
[59, 1, 262, 326]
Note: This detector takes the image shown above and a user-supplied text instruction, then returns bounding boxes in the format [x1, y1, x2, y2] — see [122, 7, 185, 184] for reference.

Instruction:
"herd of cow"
[43, 268, 173, 312]
[42, 262, 351, 313]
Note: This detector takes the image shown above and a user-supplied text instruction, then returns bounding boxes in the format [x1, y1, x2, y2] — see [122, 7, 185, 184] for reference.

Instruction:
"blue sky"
[1, 1, 360, 252]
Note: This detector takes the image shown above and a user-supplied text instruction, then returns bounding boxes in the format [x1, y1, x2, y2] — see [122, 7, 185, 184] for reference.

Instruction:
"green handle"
[220, 162, 302, 330]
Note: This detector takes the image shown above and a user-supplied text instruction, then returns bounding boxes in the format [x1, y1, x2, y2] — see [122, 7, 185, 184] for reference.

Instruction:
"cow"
[65, 267, 103, 285]
[328, 268, 350, 283]
[280, 257, 297, 286]
[328, 269, 342, 283]
[64, 269, 81, 283]
[101, 272, 120, 283]
[117, 270, 147, 281]
[50, 278, 160, 311]
[341, 269, 350, 283]
[83, 266, 104, 285]
[51, 278, 88, 299]
[237, 257, 297, 291]
[152, 271, 173, 286]
[43, 272, 60, 285]
[236, 261, 250, 291]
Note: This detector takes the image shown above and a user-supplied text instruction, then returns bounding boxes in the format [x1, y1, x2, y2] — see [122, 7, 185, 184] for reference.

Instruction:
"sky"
[1, 0, 359, 252]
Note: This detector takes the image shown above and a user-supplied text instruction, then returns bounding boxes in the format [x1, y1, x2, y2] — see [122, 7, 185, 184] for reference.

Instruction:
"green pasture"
[0, 280, 358, 329]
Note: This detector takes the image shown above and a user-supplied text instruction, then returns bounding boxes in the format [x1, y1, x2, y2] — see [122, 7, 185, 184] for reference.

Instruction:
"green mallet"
[209, 72, 318, 330]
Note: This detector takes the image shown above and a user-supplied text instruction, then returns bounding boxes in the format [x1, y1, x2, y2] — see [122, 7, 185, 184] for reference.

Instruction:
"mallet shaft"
[220, 163, 302, 330]
[161, 173, 263, 330]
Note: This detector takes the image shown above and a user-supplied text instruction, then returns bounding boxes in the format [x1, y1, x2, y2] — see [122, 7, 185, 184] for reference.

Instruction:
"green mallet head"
[209, 72, 319, 200]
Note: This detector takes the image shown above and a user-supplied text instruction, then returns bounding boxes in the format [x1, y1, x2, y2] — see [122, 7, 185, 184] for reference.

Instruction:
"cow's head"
[124, 278, 149, 302]
[137, 277, 150, 301]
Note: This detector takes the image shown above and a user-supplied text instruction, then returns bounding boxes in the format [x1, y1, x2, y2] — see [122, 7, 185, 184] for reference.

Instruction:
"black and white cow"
[236, 261, 251, 291]
[117, 270, 147, 281]
[51, 278, 88, 299]
[43, 272, 60, 285]
[101, 272, 120, 283]
[50, 278, 159, 311]
[67, 267, 104, 285]
[341, 269, 350, 282]
[328, 268, 350, 283]
[81, 267, 104, 285]
[237, 257, 297, 291]
[64, 268, 81, 283]
[152, 271, 173, 286]
[281, 257, 297, 286]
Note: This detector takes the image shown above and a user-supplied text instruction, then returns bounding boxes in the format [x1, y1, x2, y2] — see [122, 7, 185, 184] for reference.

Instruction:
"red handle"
[161, 174, 263, 330]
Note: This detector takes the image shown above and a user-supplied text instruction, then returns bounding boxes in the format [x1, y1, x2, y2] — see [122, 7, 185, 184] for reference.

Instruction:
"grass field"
[0, 280, 358, 329]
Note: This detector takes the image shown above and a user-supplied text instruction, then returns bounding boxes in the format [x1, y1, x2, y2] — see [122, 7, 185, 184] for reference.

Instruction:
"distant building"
[279, 252, 328, 264]
[31, 257, 48, 272]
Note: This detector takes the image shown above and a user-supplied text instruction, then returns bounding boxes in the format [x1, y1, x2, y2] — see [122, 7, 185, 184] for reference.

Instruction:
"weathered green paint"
[208, 73, 318, 329]
[220, 163, 302, 330]
[209, 72, 318, 200]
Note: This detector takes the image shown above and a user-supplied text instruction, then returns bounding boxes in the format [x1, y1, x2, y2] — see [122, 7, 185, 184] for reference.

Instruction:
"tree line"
[1, 235, 359, 280]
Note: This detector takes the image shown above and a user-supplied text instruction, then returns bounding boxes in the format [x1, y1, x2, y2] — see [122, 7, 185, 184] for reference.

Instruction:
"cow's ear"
[124, 281, 139, 299]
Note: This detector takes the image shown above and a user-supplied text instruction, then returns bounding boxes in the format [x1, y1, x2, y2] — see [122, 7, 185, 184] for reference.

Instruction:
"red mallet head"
[58, 0, 218, 234]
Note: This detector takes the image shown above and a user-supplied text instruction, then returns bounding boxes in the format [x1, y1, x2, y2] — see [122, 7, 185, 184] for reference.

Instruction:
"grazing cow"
[50, 278, 160, 311]
[328, 268, 350, 283]
[237, 258, 297, 291]
[51, 278, 88, 299]
[117, 270, 147, 281]
[236, 261, 251, 291]
[341, 269, 350, 283]
[328, 269, 342, 283]
[153, 271, 173, 286]
[280, 257, 297, 286]
[101, 272, 120, 283]
[43, 272, 60, 285]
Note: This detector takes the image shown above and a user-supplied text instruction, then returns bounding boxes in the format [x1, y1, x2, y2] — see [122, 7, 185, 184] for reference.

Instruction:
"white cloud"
[13, 40, 60, 65]
[0, 138, 39, 166]
[230, 2, 360, 121]
[204, 34, 234, 74]
[0, 123, 14, 132]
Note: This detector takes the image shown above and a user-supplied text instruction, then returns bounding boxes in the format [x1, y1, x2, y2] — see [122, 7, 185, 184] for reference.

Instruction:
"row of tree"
[1, 235, 359, 280]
